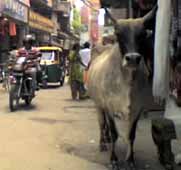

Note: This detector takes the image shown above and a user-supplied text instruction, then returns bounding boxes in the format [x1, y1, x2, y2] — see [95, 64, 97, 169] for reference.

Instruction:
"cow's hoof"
[99, 143, 108, 152]
[105, 137, 111, 143]
[163, 164, 174, 170]
[125, 161, 136, 170]
[110, 161, 120, 170]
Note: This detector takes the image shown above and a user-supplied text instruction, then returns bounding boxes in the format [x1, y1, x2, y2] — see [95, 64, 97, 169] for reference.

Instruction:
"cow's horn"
[143, 5, 157, 28]
[104, 8, 117, 25]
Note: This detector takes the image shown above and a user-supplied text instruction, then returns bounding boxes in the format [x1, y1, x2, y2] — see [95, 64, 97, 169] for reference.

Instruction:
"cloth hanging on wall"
[153, 0, 171, 102]
[9, 22, 16, 36]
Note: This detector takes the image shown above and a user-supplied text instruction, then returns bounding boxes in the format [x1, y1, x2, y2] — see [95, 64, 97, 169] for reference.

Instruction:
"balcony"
[53, 1, 71, 16]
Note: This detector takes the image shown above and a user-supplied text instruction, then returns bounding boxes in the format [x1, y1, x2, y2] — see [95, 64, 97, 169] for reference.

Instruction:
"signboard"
[29, 10, 54, 33]
[54, 1, 71, 15]
[3, 0, 28, 23]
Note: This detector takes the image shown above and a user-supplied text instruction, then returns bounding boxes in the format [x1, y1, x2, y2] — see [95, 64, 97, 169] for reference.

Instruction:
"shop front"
[0, 0, 29, 63]
[29, 10, 54, 46]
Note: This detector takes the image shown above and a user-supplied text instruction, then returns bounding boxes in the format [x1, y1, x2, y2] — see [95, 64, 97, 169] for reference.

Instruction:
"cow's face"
[115, 19, 146, 69]
[106, 6, 156, 70]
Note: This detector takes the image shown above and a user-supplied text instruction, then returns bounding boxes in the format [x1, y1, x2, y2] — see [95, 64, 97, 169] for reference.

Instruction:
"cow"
[87, 7, 157, 170]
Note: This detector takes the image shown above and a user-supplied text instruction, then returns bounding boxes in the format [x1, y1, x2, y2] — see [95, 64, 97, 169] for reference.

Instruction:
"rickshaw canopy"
[38, 46, 62, 52]
[38, 46, 62, 65]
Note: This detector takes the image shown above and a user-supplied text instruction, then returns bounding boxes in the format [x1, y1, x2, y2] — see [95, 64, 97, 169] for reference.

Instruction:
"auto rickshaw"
[38, 46, 65, 88]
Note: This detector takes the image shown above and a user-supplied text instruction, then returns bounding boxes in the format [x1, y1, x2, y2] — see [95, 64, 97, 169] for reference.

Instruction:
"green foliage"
[72, 7, 82, 34]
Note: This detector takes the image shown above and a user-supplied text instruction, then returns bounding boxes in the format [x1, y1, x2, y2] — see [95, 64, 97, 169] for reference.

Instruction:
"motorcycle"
[9, 56, 37, 112]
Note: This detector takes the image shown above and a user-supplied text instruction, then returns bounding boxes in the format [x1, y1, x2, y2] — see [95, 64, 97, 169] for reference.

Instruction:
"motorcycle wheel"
[9, 84, 19, 112]
[60, 76, 65, 86]
[42, 79, 48, 89]
[24, 96, 32, 106]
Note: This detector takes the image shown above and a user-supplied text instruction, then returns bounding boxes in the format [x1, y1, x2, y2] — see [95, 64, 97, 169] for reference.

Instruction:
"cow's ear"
[143, 5, 157, 29]
[104, 8, 118, 26]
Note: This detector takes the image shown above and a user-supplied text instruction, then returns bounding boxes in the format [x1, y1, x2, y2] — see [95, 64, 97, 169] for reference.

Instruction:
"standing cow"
[88, 7, 157, 170]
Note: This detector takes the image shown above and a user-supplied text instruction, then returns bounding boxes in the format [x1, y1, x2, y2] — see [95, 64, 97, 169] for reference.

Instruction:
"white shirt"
[79, 48, 91, 67]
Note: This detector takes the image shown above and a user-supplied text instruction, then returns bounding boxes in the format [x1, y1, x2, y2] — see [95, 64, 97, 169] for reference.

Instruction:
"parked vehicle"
[9, 56, 37, 111]
[38, 46, 65, 88]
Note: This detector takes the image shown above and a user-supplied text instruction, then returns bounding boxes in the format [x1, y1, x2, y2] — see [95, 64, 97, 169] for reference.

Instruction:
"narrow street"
[0, 83, 180, 170]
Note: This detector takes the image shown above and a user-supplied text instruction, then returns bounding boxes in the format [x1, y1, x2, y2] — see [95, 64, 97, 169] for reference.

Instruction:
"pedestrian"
[79, 42, 91, 90]
[68, 43, 87, 100]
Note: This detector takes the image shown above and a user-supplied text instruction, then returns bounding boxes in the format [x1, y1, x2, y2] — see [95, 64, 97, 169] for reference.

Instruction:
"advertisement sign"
[29, 10, 54, 33]
[3, 0, 28, 23]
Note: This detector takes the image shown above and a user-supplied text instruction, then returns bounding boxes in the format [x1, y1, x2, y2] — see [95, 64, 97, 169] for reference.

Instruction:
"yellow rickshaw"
[38, 46, 65, 88]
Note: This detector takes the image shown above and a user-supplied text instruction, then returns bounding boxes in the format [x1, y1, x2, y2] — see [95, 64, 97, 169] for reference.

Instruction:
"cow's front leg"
[125, 140, 136, 170]
[98, 109, 111, 152]
[125, 117, 140, 170]
[109, 117, 119, 170]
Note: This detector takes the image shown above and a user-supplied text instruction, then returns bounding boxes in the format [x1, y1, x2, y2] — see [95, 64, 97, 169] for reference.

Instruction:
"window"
[41, 51, 55, 60]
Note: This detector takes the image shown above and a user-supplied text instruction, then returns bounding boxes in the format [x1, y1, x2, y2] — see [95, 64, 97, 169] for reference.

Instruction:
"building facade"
[0, 0, 29, 63]
[0, 0, 74, 63]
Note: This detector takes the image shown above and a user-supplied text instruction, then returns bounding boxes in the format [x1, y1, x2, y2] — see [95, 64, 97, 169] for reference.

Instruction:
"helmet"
[23, 34, 35, 45]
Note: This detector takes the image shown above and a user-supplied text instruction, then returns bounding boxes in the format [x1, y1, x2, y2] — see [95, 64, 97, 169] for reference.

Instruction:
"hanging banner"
[2, 0, 28, 23]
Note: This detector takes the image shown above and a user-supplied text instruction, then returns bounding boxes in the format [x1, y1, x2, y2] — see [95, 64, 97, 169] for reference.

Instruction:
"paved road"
[0, 84, 180, 170]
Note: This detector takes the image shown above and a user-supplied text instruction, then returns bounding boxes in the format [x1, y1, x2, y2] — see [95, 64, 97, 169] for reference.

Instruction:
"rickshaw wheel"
[60, 77, 65, 86]
[42, 79, 48, 89]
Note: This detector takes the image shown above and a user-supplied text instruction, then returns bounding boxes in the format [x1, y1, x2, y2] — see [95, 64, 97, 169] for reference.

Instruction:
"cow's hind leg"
[98, 109, 111, 152]
[125, 116, 140, 170]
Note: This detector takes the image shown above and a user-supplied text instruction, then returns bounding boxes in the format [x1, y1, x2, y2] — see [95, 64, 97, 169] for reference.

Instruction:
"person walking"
[79, 42, 91, 89]
[68, 43, 86, 100]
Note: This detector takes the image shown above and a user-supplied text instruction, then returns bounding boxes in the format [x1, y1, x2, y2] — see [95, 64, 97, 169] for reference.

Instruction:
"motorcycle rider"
[16, 34, 41, 90]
